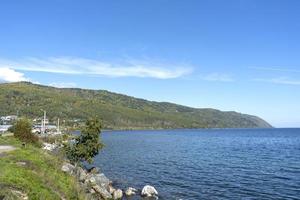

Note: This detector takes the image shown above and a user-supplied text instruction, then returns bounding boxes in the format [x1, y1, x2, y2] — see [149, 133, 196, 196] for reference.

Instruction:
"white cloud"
[254, 77, 300, 85]
[200, 73, 234, 82]
[0, 57, 193, 79]
[49, 82, 77, 88]
[0, 67, 29, 82]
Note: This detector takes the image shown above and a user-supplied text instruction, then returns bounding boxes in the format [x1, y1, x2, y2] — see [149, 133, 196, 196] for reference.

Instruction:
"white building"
[0, 125, 12, 133]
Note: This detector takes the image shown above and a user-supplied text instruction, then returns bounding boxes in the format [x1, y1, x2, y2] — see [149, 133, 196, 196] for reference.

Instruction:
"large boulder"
[93, 173, 110, 189]
[61, 163, 75, 175]
[141, 185, 158, 197]
[113, 189, 123, 200]
[92, 185, 112, 200]
[125, 187, 137, 196]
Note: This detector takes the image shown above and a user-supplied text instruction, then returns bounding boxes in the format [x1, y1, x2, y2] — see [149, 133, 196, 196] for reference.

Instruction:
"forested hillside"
[0, 82, 272, 129]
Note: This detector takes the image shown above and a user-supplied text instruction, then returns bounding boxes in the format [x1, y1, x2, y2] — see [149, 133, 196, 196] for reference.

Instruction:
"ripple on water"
[94, 129, 300, 200]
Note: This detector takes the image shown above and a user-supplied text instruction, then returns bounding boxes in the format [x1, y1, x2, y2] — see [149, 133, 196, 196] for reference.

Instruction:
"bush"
[11, 118, 39, 145]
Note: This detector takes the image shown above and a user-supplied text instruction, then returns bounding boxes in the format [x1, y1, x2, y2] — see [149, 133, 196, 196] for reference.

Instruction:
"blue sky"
[0, 0, 299, 127]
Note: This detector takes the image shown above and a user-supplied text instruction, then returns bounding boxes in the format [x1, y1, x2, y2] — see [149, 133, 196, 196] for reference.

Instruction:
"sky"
[0, 0, 299, 127]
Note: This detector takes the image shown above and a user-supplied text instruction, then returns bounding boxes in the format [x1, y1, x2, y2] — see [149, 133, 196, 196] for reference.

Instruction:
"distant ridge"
[0, 82, 272, 129]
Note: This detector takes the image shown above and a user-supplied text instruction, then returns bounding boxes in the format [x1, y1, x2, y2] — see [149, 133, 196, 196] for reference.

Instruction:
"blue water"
[93, 129, 300, 199]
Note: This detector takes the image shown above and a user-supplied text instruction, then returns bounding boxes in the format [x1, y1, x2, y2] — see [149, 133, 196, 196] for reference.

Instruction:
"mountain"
[0, 82, 272, 129]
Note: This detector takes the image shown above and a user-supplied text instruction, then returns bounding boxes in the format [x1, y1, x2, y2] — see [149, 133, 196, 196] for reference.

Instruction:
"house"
[0, 125, 12, 133]
[0, 115, 18, 122]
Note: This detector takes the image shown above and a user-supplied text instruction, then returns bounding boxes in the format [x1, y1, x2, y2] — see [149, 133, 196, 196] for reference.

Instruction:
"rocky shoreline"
[61, 162, 158, 200]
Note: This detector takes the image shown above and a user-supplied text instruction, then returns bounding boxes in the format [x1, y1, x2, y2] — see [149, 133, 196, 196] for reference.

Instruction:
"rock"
[108, 185, 116, 194]
[76, 167, 87, 182]
[88, 176, 97, 185]
[88, 166, 100, 174]
[10, 189, 28, 200]
[92, 185, 112, 200]
[61, 162, 75, 174]
[43, 142, 57, 151]
[16, 161, 27, 166]
[89, 188, 96, 194]
[113, 189, 123, 200]
[141, 185, 158, 197]
[125, 187, 137, 196]
[93, 173, 110, 189]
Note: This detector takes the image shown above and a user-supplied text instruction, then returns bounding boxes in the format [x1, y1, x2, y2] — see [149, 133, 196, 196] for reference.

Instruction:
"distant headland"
[0, 82, 272, 129]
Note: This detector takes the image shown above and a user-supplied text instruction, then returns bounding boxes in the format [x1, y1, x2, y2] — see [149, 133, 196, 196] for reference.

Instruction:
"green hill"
[0, 82, 271, 129]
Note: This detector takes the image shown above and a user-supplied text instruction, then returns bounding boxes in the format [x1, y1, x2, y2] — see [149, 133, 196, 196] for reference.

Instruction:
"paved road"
[0, 145, 16, 153]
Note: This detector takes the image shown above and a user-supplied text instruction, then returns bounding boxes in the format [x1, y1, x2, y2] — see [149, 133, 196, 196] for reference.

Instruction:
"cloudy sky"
[0, 0, 300, 127]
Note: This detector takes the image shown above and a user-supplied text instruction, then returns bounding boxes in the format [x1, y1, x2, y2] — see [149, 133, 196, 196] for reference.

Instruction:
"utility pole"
[41, 119, 44, 134]
[40, 109, 47, 134]
[44, 110, 46, 134]
[57, 118, 60, 133]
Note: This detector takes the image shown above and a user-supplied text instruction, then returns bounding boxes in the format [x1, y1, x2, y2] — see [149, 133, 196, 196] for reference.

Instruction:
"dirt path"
[0, 145, 16, 153]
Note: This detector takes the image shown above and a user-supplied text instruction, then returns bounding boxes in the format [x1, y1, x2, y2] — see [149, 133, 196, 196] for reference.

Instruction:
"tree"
[65, 118, 104, 164]
[11, 118, 39, 145]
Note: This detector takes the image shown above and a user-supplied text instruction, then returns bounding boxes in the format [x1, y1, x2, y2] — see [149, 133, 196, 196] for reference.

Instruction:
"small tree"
[11, 118, 39, 145]
[65, 118, 104, 164]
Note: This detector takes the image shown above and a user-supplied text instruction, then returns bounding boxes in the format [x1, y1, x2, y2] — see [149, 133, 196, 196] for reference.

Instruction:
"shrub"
[11, 118, 39, 145]
[65, 118, 104, 164]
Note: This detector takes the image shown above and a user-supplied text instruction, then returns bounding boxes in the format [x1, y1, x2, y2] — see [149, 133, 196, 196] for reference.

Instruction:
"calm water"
[93, 129, 300, 200]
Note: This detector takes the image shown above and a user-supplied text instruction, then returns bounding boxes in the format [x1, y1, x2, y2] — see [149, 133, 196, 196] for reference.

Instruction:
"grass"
[0, 136, 86, 200]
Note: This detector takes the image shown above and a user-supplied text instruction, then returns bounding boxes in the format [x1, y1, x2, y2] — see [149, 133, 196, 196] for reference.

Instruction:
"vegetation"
[9, 118, 39, 145]
[0, 82, 272, 129]
[0, 136, 86, 199]
[65, 118, 104, 164]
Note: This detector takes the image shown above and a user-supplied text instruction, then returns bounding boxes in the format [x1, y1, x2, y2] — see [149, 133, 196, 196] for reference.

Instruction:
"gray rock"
[141, 185, 158, 197]
[125, 187, 137, 196]
[92, 185, 112, 200]
[76, 167, 87, 182]
[89, 188, 96, 194]
[113, 189, 123, 200]
[88, 176, 97, 185]
[61, 163, 75, 174]
[93, 173, 110, 189]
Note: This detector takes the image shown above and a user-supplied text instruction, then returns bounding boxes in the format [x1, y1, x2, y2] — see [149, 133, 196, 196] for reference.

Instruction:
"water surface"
[94, 129, 300, 199]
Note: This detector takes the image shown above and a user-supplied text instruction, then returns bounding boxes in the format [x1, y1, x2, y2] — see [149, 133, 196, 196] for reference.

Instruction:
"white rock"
[125, 187, 137, 196]
[88, 177, 97, 185]
[113, 189, 123, 200]
[43, 143, 57, 151]
[92, 185, 112, 199]
[61, 163, 75, 174]
[141, 185, 158, 197]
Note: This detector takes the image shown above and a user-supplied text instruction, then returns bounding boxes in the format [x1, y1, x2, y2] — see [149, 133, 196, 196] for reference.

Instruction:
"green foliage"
[65, 118, 104, 164]
[11, 118, 39, 145]
[0, 82, 272, 129]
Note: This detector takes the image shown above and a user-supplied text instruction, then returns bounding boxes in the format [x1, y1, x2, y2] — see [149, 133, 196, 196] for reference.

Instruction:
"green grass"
[0, 136, 86, 200]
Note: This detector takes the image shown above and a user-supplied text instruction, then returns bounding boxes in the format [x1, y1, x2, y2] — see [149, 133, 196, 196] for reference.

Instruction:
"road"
[0, 145, 16, 153]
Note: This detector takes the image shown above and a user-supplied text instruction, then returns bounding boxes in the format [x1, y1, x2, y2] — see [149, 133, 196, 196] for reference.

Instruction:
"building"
[0, 125, 12, 133]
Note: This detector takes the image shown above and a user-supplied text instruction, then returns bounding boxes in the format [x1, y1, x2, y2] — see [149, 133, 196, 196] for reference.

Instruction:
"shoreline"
[100, 127, 277, 132]
[61, 161, 158, 199]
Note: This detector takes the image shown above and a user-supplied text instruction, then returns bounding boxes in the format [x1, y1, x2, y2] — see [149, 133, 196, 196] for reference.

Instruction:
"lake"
[93, 129, 300, 199]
